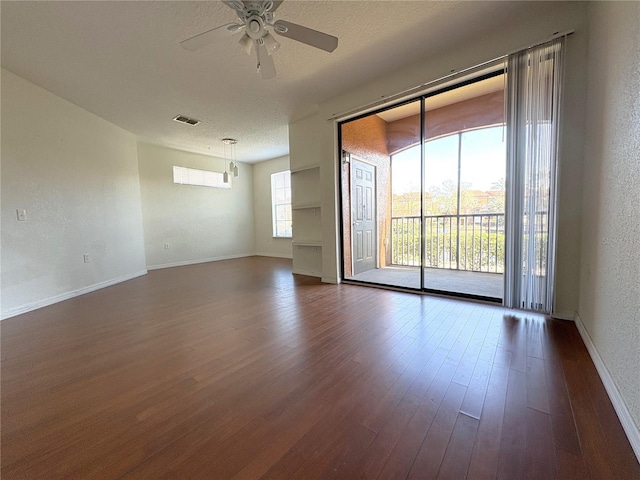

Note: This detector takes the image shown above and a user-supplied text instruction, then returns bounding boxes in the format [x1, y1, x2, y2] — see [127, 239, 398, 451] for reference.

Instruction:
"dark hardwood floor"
[2, 257, 638, 479]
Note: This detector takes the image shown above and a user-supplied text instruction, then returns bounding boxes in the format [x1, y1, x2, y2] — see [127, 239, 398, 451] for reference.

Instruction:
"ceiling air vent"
[173, 115, 200, 126]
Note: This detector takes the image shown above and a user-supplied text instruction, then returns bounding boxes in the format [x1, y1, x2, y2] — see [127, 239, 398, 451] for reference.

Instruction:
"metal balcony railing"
[391, 213, 506, 273]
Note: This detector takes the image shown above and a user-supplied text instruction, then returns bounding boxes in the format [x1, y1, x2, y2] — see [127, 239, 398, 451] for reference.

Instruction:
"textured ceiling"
[2, 1, 527, 163]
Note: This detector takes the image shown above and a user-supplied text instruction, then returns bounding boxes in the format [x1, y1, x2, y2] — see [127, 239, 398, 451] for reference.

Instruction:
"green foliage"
[391, 215, 505, 273]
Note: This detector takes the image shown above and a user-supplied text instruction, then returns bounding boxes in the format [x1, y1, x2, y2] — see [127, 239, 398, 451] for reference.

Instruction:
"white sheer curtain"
[504, 38, 565, 313]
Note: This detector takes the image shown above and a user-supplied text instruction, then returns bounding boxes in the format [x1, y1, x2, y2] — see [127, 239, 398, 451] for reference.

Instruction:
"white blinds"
[504, 38, 565, 313]
[173, 166, 231, 189]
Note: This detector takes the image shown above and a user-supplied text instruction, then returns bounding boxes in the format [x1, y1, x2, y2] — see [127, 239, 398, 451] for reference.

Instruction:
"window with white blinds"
[173, 166, 231, 189]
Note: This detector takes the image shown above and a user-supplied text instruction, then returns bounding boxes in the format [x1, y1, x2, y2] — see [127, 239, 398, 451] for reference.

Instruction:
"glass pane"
[341, 99, 422, 289]
[283, 221, 292, 238]
[460, 126, 506, 215]
[423, 72, 506, 299]
[276, 220, 291, 237]
[391, 145, 421, 268]
[458, 126, 506, 275]
[276, 172, 285, 188]
[275, 187, 287, 203]
[424, 134, 459, 216]
[275, 205, 287, 220]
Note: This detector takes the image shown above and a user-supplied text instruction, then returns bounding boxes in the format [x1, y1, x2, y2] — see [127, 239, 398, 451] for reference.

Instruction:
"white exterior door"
[352, 159, 376, 275]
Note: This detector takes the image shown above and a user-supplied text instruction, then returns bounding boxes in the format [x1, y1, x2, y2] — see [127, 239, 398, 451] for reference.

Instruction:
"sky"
[392, 125, 506, 194]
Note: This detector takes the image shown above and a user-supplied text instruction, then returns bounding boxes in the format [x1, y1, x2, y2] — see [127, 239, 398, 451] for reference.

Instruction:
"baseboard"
[292, 268, 322, 278]
[321, 276, 339, 284]
[574, 312, 640, 462]
[146, 253, 254, 271]
[551, 310, 575, 321]
[254, 252, 293, 259]
[0, 270, 148, 320]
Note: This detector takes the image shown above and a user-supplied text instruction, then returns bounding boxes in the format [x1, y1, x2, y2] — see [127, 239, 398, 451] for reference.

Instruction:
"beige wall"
[289, 2, 588, 314]
[1, 69, 147, 317]
[137, 143, 255, 269]
[253, 155, 292, 258]
[1, 68, 285, 316]
[579, 1, 640, 439]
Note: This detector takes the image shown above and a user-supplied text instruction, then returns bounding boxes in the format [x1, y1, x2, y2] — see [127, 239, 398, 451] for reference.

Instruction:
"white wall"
[137, 143, 255, 268]
[289, 2, 589, 314]
[253, 155, 292, 258]
[1, 69, 147, 318]
[579, 1, 640, 446]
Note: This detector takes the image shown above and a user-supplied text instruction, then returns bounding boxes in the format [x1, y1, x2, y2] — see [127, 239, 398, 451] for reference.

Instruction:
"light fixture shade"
[223, 171, 229, 183]
[238, 33, 253, 55]
[262, 33, 280, 56]
[229, 161, 235, 171]
[233, 165, 239, 177]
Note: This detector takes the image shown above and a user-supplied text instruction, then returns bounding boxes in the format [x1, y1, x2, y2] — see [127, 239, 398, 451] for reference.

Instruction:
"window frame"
[173, 165, 231, 189]
[270, 170, 292, 238]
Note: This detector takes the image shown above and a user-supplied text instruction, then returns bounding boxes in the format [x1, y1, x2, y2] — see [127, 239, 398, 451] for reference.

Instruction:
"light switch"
[17, 209, 27, 221]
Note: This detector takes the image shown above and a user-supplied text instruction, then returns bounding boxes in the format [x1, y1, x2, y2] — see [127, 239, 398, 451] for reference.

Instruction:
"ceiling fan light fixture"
[238, 33, 253, 55]
[262, 32, 280, 55]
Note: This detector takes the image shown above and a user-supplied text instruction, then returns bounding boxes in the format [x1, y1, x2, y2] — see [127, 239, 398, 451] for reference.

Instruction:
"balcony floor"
[347, 266, 503, 299]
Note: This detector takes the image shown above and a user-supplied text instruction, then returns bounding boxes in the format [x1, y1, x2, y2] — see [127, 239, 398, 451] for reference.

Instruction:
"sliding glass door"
[341, 100, 422, 289]
[421, 126, 506, 298]
[341, 71, 507, 300]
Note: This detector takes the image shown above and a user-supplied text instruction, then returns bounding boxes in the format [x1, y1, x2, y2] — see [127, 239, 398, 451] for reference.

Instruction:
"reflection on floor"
[347, 266, 503, 299]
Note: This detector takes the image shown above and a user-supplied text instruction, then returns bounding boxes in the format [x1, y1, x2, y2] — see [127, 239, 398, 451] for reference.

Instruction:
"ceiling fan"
[180, 0, 338, 79]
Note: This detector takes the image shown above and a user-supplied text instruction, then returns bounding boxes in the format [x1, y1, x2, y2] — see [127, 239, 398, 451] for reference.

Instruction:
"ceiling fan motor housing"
[245, 15, 266, 39]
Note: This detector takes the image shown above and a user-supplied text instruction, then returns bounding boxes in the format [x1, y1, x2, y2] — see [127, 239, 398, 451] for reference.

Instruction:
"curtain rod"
[327, 29, 574, 122]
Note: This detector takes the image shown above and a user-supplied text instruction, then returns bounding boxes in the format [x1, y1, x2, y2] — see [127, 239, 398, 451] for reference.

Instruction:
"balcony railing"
[391, 213, 505, 273]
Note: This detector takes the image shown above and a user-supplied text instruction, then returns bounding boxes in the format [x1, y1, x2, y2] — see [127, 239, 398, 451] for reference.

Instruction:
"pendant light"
[232, 140, 239, 177]
[222, 138, 238, 183]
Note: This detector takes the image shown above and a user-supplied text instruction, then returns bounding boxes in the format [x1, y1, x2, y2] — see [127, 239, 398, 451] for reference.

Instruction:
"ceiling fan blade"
[223, 1, 246, 12]
[273, 20, 338, 53]
[241, 0, 282, 12]
[180, 23, 240, 51]
[256, 43, 276, 79]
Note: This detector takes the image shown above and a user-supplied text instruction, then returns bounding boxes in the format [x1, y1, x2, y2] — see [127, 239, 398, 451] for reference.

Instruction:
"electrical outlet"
[164, 243, 171, 250]
[16, 209, 27, 221]
[83, 254, 90, 263]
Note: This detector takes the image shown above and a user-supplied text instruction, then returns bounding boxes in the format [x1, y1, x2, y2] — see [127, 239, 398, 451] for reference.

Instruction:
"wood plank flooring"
[1, 256, 638, 479]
